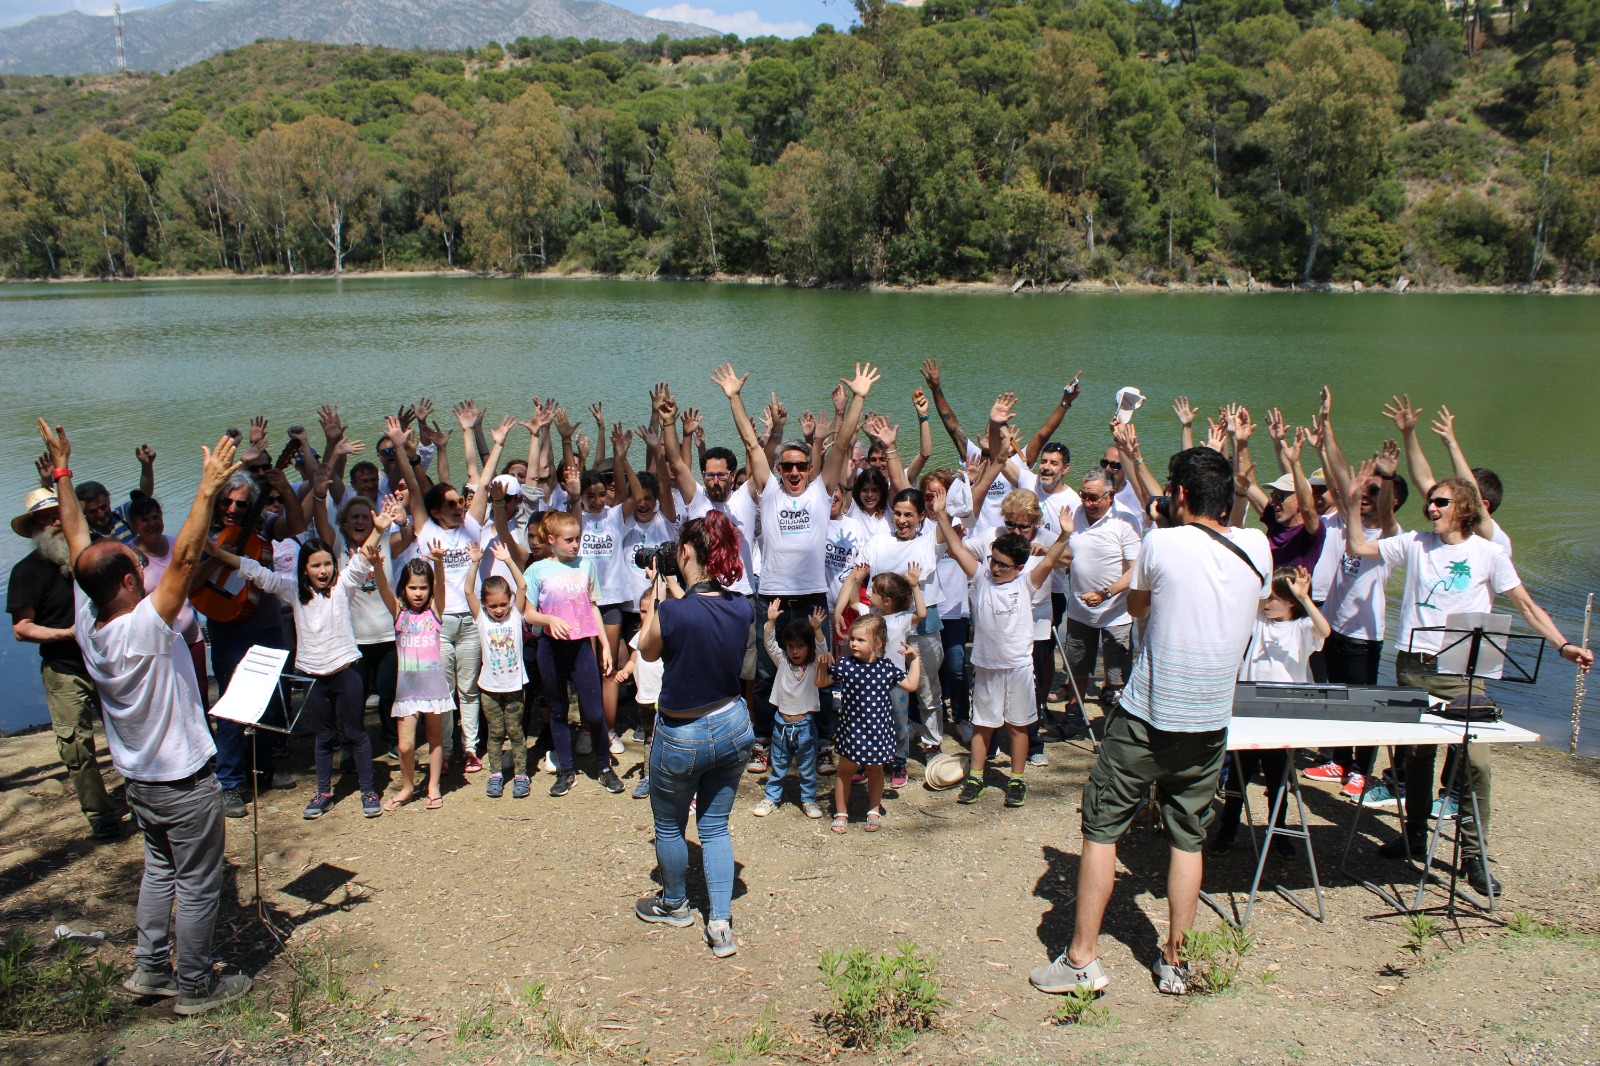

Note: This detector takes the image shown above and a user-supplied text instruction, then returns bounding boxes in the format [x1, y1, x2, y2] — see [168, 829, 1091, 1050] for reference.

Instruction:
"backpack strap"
[1192, 523, 1266, 587]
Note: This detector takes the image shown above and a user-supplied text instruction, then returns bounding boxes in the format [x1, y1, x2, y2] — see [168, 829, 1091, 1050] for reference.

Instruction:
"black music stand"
[209, 647, 313, 945]
[1392, 619, 1542, 919]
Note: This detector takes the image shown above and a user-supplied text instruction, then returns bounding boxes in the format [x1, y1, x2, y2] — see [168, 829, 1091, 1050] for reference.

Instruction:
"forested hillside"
[1, 0, 1596, 286]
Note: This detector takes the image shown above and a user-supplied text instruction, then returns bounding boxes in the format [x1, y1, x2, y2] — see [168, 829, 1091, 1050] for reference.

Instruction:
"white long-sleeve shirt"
[239, 554, 370, 676]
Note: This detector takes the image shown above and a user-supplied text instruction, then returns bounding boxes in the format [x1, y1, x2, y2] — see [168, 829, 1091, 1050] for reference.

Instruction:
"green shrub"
[816, 942, 945, 1050]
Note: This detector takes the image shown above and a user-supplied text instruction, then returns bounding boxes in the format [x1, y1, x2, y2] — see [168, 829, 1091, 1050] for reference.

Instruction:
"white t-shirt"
[630, 631, 663, 705]
[138, 536, 201, 645]
[965, 526, 1057, 638]
[334, 530, 394, 645]
[1324, 520, 1394, 642]
[475, 608, 529, 694]
[1121, 524, 1273, 732]
[825, 514, 871, 609]
[1378, 531, 1521, 656]
[846, 501, 890, 540]
[619, 511, 676, 609]
[682, 484, 755, 596]
[763, 626, 823, 716]
[936, 544, 970, 621]
[1240, 615, 1324, 683]
[1310, 513, 1344, 602]
[580, 505, 631, 605]
[757, 477, 831, 596]
[1488, 518, 1512, 558]
[965, 440, 1015, 533]
[415, 515, 483, 616]
[1114, 480, 1148, 532]
[946, 477, 975, 521]
[73, 592, 215, 783]
[240, 554, 369, 675]
[1039, 484, 1083, 593]
[880, 608, 917, 673]
[968, 568, 1035, 670]
[859, 529, 943, 618]
[1066, 508, 1143, 628]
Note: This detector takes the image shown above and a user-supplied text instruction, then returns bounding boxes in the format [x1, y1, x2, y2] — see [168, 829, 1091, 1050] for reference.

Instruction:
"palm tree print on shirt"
[1418, 560, 1473, 610]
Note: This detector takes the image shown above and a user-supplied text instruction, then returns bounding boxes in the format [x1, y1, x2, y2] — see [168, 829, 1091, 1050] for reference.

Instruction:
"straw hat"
[923, 753, 970, 791]
[11, 488, 60, 537]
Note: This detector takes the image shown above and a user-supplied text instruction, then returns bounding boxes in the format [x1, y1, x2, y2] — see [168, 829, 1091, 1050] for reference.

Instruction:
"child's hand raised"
[489, 541, 512, 563]
[1289, 566, 1312, 600]
[809, 606, 827, 630]
[767, 597, 783, 623]
[466, 542, 483, 564]
[905, 562, 922, 586]
[428, 543, 447, 565]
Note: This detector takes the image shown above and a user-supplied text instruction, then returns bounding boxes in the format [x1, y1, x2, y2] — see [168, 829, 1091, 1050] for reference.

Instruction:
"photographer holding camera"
[633, 511, 756, 958]
[1032, 447, 1271, 998]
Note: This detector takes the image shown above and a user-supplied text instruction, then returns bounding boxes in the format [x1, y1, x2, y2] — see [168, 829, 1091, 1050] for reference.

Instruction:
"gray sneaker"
[173, 972, 253, 1016]
[1151, 956, 1190, 995]
[1028, 751, 1049, 767]
[1029, 953, 1109, 994]
[705, 919, 737, 958]
[121, 967, 179, 998]
[221, 787, 248, 819]
[635, 892, 694, 928]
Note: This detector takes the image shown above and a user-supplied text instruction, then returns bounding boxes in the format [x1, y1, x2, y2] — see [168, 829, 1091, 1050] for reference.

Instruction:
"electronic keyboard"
[1232, 683, 1429, 723]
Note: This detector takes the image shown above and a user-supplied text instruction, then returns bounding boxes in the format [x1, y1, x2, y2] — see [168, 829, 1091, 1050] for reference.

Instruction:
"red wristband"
[51, 467, 72, 481]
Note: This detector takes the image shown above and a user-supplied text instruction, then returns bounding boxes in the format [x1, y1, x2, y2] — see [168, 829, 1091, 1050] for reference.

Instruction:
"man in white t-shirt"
[1344, 474, 1591, 895]
[42, 419, 253, 1016]
[710, 361, 873, 756]
[1033, 447, 1271, 999]
[1061, 469, 1143, 714]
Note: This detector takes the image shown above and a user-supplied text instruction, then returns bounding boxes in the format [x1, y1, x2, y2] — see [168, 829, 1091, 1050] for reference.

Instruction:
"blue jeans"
[764, 716, 818, 805]
[648, 699, 756, 922]
[939, 618, 971, 725]
[210, 623, 284, 790]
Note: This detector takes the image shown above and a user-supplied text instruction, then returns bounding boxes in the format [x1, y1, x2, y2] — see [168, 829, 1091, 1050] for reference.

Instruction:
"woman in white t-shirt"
[1212, 566, 1329, 854]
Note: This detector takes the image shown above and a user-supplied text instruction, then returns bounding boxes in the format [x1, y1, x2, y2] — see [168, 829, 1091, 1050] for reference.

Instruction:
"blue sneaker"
[511, 774, 531, 799]
[1357, 780, 1401, 808]
[1431, 791, 1459, 820]
[486, 773, 505, 798]
[302, 792, 333, 819]
[632, 775, 651, 800]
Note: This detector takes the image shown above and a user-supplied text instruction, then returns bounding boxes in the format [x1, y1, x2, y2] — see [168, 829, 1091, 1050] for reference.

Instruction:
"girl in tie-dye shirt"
[523, 512, 621, 796]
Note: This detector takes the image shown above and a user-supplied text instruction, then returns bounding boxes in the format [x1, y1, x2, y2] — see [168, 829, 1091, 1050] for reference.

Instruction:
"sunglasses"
[1003, 519, 1034, 532]
[1100, 459, 1122, 471]
[247, 464, 271, 475]
[779, 461, 810, 472]
[378, 447, 396, 459]
[1428, 496, 1455, 510]
[989, 557, 1022, 572]
[1079, 492, 1108, 502]
[1268, 491, 1291, 504]
[1362, 486, 1382, 499]
[223, 499, 250, 511]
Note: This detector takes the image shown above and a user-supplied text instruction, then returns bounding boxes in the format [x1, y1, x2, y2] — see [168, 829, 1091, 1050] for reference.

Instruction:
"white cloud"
[644, 4, 812, 38]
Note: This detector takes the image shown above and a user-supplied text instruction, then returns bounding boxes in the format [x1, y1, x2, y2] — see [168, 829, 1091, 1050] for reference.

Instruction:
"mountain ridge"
[0, 0, 719, 76]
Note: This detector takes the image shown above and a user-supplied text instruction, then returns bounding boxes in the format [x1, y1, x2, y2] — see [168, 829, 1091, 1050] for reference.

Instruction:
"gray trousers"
[127, 770, 225, 993]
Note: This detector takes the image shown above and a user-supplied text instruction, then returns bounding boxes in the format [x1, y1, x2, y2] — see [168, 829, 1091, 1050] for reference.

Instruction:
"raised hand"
[919, 358, 941, 389]
[414, 397, 435, 425]
[489, 541, 512, 564]
[905, 561, 923, 587]
[249, 415, 268, 447]
[528, 399, 556, 435]
[428, 543, 447, 566]
[375, 497, 404, 530]
[317, 404, 344, 444]
[554, 406, 574, 438]
[874, 418, 899, 447]
[33, 452, 51, 490]
[1317, 386, 1332, 424]
[1063, 372, 1084, 406]
[711, 363, 748, 398]
[809, 605, 827, 631]
[637, 423, 662, 450]
[926, 479, 948, 516]
[133, 443, 157, 467]
[1355, 456, 1379, 487]
[37, 418, 71, 469]
[1265, 408, 1287, 444]
[1430, 404, 1457, 445]
[1282, 426, 1305, 466]
[768, 597, 782, 623]
[610, 421, 632, 457]
[1288, 565, 1312, 601]
[200, 434, 242, 495]
[1204, 418, 1227, 453]
[831, 383, 848, 416]
[1173, 395, 1195, 427]
[466, 541, 483, 565]
[1375, 439, 1400, 478]
[311, 467, 333, 498]
[573, 432, 590, 463]
[383, 414, 407, 445]
[333, 437, 365, 457]
[912, 389, 930, 419]
[800, 410, 817, 438]
[1382, 393, 1418, 434]
[654, 388, 679, 425]
[1111, 419, 1140, 456]
[562, 459, 581, 497]
[423, 420, 452, 450]
[681, 406, 702, 439]
[489, 415, 515, 446]
[990, 391, 1016, 425]
[843, 362, 881, 399]
[1232, 405, 1255, 444]
[397, 404, 416, 431]
[1303, 421, 1324, 450]
[287, 424, 310, 448]
[453, 399, 481, 431]
[589, 401, 605, 427]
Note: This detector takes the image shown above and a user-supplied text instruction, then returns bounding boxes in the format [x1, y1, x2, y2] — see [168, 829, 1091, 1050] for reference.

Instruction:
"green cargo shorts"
[1081, 710, 1228, 854]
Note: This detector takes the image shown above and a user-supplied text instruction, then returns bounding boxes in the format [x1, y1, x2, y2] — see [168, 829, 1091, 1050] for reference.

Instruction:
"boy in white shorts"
[932, 482, 1072, 809]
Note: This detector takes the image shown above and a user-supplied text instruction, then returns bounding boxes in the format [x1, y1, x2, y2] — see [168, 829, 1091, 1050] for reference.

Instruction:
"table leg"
[1244, 749, 1324, 925]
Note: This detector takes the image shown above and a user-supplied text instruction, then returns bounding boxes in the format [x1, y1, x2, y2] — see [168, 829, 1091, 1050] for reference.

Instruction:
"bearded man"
[8, 488, 120, 838]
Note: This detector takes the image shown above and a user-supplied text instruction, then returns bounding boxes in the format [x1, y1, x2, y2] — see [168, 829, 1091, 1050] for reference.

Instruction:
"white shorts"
[971, 665, 1037, 729]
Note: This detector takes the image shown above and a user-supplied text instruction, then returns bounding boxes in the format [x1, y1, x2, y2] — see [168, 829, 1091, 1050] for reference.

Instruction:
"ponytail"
[679, 511, 744, 588]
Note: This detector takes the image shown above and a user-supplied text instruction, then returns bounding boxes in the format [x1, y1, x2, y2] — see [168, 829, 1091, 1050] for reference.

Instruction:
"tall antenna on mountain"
[114, 3, 127, 74]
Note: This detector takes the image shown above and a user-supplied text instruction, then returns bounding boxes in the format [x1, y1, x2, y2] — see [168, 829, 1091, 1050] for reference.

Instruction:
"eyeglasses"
[989, 557, 1021, 571]
[703, 471, 734, 481]
[378, 447, 396, 459]
[1268, 491, 1290, 505]
[1428, 496, 1455, 510]
[1100, 459, 1122, 471]
[1079, 492, 1108, 502]
[1003, 519, 1035, 532]
[246, 464, 270, 475]
[778, 461, 810, 472]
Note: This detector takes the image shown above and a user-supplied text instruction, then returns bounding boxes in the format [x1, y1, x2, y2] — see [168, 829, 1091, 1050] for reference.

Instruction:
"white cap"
[1114, 387, 1145, 424]
[491, 474, 522, 498]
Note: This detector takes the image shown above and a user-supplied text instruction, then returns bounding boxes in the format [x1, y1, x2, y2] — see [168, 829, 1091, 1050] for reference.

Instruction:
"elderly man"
[41, 418, 252, 1016]
[8, 487, 120, 838]
[1033, 447, 1272, 998]
[1061, 469, 1143, 714]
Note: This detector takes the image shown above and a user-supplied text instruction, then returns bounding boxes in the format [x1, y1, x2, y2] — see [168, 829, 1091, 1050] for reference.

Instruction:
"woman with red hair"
[634, 511, 755, 958]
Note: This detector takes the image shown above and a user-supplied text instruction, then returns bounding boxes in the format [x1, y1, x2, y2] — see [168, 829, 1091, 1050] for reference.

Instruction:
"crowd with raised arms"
[12, 363, 1591, 989]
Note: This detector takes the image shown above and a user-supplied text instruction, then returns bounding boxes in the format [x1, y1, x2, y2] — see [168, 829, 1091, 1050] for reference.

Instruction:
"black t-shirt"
[6, 550, 85, 673]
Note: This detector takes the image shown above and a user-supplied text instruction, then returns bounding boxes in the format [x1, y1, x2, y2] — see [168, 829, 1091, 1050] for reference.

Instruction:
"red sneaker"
[746, 748, 769, 775]
[1301, 760, 1345, 782]
[817, 750, 836, 775]
[1340, 773, 1367, 798]
[463, 752, 483, 774]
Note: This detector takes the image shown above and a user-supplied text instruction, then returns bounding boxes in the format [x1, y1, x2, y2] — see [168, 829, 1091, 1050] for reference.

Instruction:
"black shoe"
[221, 787, 248, 819]
[956, 777, 986, 805]
[1207, 832, 1236, 856]
[90, 814, 124, 840]
[598, 767, 625, 794]
[1378, 835, 1427, 860]
[549, 771, 576, 798]
[1004, 777, 1027, 808]
[1460, 860, 1501, 896]
[1270, 834, 1295, 859]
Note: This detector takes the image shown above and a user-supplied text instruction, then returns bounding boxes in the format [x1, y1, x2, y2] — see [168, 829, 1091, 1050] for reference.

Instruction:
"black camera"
[633, 542, 678, 578]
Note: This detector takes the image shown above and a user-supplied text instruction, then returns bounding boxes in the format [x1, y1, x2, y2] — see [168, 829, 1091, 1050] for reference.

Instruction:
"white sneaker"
[752, 798, 778, 817]
[1028, 752, 1049, 767]
[539, 751, 557, 774]
[609, 731, 625, 755]
[574, 730, 593, 756]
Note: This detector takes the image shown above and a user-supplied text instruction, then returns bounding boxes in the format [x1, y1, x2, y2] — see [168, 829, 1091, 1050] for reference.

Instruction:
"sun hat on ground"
[12, 489, 60, 537]
[924, 752, 970, 791]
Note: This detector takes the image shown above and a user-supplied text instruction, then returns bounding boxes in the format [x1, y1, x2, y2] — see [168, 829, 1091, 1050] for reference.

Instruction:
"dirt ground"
[3, 696, 1599, 1066]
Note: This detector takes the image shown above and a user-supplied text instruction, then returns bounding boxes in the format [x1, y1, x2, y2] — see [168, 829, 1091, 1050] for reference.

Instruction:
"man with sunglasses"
[1061, 469, 1142, 714]
[1097, 446, 1148, 532]
[1033, 447, 1271, 999]
[1231, 410, 1323, 572]
[1343, 476, 1592, 895]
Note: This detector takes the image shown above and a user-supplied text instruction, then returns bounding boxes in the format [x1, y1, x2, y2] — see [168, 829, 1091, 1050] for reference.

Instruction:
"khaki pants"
[1395, 651, 1490, 858]
[41, 664, 114, 821]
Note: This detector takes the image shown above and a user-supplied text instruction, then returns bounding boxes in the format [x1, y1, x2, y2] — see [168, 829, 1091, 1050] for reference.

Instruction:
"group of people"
[9, 360, 1590, 1000]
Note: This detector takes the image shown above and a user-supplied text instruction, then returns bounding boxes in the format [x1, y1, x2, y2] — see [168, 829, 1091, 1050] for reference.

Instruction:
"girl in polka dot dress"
[829, 615, 921, 834]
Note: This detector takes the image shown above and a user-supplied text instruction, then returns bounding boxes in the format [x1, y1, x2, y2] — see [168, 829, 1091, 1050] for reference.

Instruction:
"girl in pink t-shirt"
[375, 543, 450, 809]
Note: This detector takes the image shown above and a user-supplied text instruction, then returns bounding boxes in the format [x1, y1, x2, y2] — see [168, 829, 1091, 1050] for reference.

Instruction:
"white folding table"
[1201, 714, 1540, 927]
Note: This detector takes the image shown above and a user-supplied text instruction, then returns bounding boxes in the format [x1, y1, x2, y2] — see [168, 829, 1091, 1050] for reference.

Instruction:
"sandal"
[864, 808, 883, 832]
[424, 795, 444, 810]
[382, 789, 414, 812]
[831, 813, 849, 834]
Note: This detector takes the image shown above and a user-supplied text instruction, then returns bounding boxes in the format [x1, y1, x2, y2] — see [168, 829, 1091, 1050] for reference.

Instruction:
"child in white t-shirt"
[466, 542, 531, 799]
[613, 585, 666, 800]
[1213, 565, 1330, 853]
[752, 601, 832, 818]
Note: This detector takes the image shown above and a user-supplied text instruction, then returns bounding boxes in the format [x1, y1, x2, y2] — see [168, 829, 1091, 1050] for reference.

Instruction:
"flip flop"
[382, 791, 414, 812]
[424, 795, 444, 810]
[865, 808, 882, 832]
[831, 813, 849, 834]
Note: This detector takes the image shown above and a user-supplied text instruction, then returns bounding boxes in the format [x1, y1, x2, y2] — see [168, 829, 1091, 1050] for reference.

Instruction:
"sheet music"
[1435, 612, 1511, 680]
[208, 646, 290, 724]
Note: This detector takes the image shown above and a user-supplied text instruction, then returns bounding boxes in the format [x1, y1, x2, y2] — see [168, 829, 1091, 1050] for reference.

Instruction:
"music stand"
[208, 646, 314, 944]
[1396, 617, 1543, 919]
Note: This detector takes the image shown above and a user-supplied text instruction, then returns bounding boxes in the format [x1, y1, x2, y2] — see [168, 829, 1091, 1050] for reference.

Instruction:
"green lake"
[2, 277, 1597, 751]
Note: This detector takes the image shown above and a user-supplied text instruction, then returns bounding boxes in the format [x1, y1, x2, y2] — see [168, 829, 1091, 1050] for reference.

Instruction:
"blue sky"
[0, 0, 855, 36]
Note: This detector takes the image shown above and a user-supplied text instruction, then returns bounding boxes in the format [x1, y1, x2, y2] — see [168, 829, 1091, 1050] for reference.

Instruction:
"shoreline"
[7, 266, 1599, 296]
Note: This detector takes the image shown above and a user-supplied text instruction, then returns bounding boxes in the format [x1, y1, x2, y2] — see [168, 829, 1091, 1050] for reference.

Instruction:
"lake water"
[2, 278, 1597, 752]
